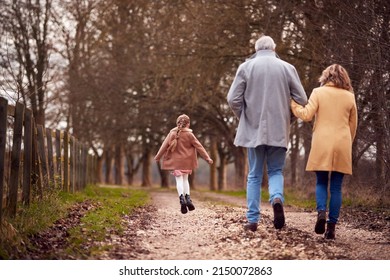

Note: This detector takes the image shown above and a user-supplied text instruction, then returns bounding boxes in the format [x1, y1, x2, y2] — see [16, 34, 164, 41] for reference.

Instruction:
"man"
[227, 35, 307, 231]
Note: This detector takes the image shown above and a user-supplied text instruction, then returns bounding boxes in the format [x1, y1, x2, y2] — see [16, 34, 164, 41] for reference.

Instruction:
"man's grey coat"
[227, 50, 308, 148]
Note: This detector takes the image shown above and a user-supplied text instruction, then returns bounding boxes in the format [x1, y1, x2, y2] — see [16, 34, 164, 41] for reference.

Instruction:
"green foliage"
[0, 186, 69, 259]
[283, 188, 316, 209]
[217, 185, 390, 211]
[216, 190, 246, 198]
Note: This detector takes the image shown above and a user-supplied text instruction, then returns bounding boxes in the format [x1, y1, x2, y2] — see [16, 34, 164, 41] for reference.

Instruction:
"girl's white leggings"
[175, 174, 190, 196]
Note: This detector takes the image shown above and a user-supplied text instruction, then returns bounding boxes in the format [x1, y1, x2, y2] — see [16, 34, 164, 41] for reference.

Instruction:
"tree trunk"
[189, 170, 196, 190]
[114, 144, 124, 185]
[126, 154, 134, 185]
[301, 123, 312, 187]
[209, 138, 217, 191]
[161, 171, 170, 188]
[96, 156, 103, 184]
[261, 163, 268, 189]
[157, 162, 169, 188]
[290, 121, 299, 186]
[141, 149, 152, 187]
[375, 123, 385, 188]
[217, 157, 227, 191]
[233, 147, 247, 189]
[104, 148, 114, 184]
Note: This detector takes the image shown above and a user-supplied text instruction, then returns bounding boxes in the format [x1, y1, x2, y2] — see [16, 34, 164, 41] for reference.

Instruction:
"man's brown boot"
[244, 223, 258, 232]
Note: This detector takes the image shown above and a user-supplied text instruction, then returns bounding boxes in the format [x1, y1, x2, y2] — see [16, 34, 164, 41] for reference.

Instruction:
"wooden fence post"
[70, 136, 75, 193]
[79, 144, 83, 190]
[76, 141, 80, 191]
[82, 145, 87, 189]
[63, 131, 69, 192]
[8, 103, 24, 217]
[36, 125, 49, 190]
[0, 97, 8, 224]
[55, 130, 62, 189]
[80, 145, 84, 189]
[22, 109, 32, 205]
[87, 153, 92, 185]
[32, 122, 43, 199]
[72, 140, 77, 191]
[46, 128, 55, 188]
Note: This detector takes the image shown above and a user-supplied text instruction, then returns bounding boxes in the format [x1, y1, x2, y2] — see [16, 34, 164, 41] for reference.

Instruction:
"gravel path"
[108, 189, 389, 260]
[20, 187, 389, 260]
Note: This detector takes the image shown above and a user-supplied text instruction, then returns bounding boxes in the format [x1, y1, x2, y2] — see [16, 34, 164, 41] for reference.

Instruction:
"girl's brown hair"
[319, 64, 353, 92]
[168, 114, 190, 152]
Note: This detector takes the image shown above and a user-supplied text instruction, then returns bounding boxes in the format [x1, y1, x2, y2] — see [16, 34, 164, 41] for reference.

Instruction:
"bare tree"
[57, 0, 389, 196]
[1, 0, 53, 125]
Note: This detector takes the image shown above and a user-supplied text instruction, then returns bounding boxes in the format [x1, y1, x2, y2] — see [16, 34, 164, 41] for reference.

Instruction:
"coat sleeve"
[349, 99, 358, 141]
[227, 64, 246, 119]
[290, 90, 319, 122]
[154, 132, 171, 161]
[190, 134, 212, 162]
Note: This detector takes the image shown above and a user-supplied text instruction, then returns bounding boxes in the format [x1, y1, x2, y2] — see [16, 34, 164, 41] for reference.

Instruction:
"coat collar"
[255, 50, 276, 57]
[323, 82, 336, 87]
[171, 127, 193, 132]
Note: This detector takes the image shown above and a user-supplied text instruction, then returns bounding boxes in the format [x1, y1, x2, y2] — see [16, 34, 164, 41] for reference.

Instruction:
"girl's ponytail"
[168, 114, 190, 152]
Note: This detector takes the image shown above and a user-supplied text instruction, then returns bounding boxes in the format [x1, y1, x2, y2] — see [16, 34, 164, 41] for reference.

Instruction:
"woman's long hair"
[168, 114, 190, 152]
[319, 64, 353, 92]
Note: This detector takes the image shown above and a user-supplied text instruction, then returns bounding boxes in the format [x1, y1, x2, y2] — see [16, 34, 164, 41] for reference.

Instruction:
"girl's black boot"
[185, 194, 195, 211]
[179, 195, 188, 214]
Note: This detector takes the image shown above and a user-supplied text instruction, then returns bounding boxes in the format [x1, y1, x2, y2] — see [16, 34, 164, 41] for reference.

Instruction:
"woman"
[154, 114, 213, 214]
[291, 64, 358, 239]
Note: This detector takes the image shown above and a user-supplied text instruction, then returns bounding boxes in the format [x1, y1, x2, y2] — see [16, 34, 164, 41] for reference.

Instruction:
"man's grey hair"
[255, 36, 276, 51]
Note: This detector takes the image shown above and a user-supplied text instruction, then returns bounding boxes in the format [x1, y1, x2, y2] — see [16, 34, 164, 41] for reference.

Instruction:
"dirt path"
[108, 189, 390, 260]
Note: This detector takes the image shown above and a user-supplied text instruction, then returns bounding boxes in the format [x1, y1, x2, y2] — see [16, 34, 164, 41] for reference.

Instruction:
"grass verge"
[63, 185, 149, 259]
[216, 187, 316, 209]
[216, 185, 389, 214]
[0, 185, 149, 259]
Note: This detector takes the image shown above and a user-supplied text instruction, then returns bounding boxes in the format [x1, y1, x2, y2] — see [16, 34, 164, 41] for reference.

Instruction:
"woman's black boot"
[185, 194, 195, 211]
[325, 222, 336, 239]
[179, 195, 188, 214]
[314, 210, 326, 234]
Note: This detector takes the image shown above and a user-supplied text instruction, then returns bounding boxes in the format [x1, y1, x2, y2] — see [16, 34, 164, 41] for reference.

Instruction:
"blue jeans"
[246, 145, 286, 223]
[315, 171, 344, 224]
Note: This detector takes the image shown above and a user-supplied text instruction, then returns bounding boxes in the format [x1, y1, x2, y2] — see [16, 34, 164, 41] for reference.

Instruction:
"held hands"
[290, 99, 300, 109]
